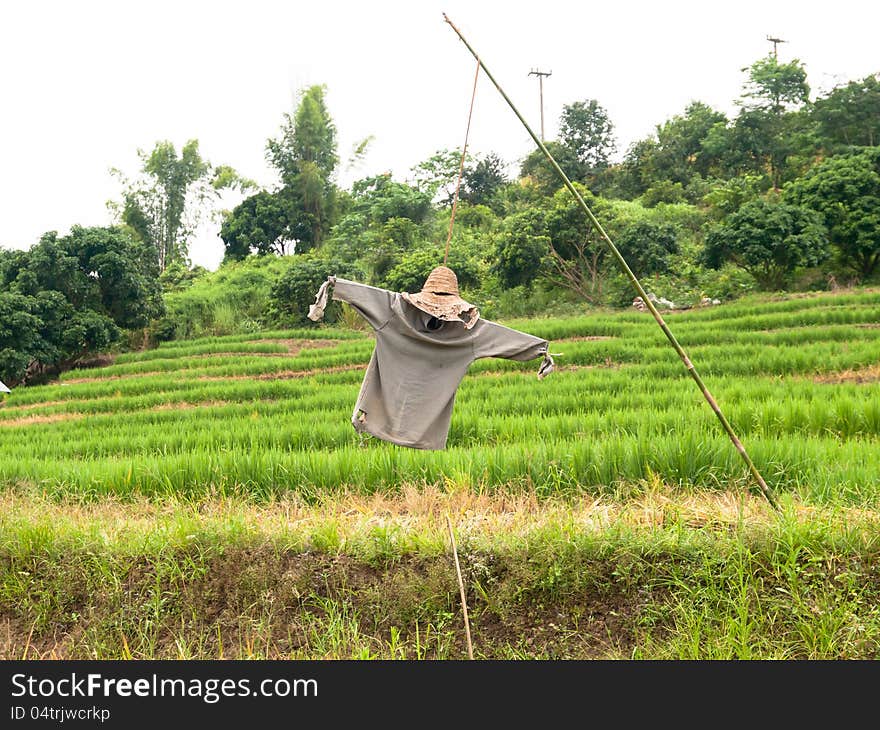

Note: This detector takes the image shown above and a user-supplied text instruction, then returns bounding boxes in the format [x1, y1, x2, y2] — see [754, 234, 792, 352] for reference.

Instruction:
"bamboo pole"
[442, 13, 780, 512]
[446, 514, 475, 659]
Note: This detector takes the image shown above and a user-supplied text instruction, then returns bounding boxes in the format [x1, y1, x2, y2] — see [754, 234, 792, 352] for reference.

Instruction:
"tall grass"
[2, 289, 879, 505]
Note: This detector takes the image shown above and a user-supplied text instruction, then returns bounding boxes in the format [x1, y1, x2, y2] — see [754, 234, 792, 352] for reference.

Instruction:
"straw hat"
[401, 266, 480, 329]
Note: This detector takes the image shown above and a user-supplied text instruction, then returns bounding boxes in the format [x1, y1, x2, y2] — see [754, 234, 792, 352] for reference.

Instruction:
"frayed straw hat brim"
[401, 292, 480, 329]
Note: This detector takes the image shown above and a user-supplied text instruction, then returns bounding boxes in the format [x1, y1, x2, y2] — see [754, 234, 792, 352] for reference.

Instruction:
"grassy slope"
[2, 288, 880, 659]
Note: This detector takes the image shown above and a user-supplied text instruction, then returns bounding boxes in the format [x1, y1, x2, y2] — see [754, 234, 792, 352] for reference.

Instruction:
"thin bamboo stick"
[446, 514, 475, 659]
[442, 13, 780, 512]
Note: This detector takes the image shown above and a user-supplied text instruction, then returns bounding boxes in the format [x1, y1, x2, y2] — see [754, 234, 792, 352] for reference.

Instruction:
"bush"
[383, 246, 481, 294]
[266, 255, 364, 327]
[148, 255, 294, 341]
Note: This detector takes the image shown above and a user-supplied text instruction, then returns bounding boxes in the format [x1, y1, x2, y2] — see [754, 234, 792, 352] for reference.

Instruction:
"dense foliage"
[0, 226, 164, 384]
[4, 55, 879, 375]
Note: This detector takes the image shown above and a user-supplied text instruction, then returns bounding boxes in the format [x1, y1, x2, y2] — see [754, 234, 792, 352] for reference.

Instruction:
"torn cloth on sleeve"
[307, 276, 336, 322]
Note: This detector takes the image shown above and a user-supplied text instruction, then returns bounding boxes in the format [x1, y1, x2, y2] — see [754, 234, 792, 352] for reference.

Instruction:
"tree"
[0, 226, 164, 383]
[112, 140, 247, 271]
[266, 85, 339, 248]
[542, 185, 618, 303]
[519, 141, 583, 197]
[734, 56, 811, 188]
[785, 147, 880, 279]
[812, 74, 880, 150]
[408, 148, 469, 206]
[615, 138, 660, 199]
[324, 174, 434, 282]
[384, 246, 481, 294]
[701, 174, 767, 220]
[653, 102, 729, 184]
[493, 185, 618, 303]
[0, 290, 47, 385]
[740, 56, 810, 114]
[614, 220, 680, 278]
[220, 190, 294, 260]
[461, 152, 509, 210]
[641, 181, 687, 207]
[558, 99, 616, 175]
[702, 198, 829, 290]
[492, 208, 550, 289]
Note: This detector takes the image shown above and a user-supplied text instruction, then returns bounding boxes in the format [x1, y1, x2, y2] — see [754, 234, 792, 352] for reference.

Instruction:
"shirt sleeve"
[473, 319, 551, 364]
[330, 278, 394, 331]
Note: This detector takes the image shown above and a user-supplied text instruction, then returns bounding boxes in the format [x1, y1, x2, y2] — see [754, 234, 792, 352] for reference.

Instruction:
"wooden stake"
[446, 514, 474, 659]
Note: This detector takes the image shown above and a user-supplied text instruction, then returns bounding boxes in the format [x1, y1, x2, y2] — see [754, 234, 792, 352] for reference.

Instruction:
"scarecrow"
[308, 265, 554, 450]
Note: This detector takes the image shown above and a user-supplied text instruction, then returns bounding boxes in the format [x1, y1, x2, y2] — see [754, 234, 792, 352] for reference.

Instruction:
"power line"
[528, 68, 552, 141]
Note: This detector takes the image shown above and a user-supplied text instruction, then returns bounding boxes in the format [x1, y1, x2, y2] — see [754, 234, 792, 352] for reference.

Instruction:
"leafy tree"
[266, 85, 339, 248]
[384, 246, 481, 294]
[614, 220, 680, 278]
[612, 103, 727, 198]
[519, 141, 583, 197]
[641, 181, 687, 207]
[493, 185, 618, 302]
[220, 190, 294, 260]
[491, 208, 549, 289]
[543, 185, 618, 303]
[614, 138, 660, 199]
[785, 147, 880, 278]
[701, 174, 767, 220]
[158, 260, 208, 292]
[324, 174, 434, 282]
[0, 291, 47, 385]
[0, 226, 164, 383]
[558, 99, 616, 175]
[367, 217, 427, 285]
[461, 152, 509, 210]
[734, 56, 811, 188]
[812, 74, 880, 149]
[112, 140, 247, 271]
[654, 102, 728, 182]
[408, 148, 469, 206]
[347, 174, 433, 224]
[702, 198, 829, 289]
[740, 56, 810, 113]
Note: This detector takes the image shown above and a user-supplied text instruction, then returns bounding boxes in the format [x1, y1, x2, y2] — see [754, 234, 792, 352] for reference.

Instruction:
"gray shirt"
[309, 277, 553, 450]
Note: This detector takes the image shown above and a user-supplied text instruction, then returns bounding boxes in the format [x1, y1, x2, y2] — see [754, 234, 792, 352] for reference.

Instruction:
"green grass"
[2, 287, 880, 658]
[1, 490, 877, 659]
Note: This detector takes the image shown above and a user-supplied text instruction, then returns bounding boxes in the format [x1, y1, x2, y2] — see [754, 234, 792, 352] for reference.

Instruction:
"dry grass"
[814, 364, 880, 384]
[0, 412, 84, 428]
[3, 483, 871, 545]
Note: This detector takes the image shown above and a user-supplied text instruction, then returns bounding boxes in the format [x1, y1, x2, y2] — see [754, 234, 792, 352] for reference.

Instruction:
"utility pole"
[766, 35, 787, 60]
[528, 68, 552, 141]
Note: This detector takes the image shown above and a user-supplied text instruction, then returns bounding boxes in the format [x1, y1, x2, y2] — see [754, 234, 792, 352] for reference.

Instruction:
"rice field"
[2, 288, 880, 659]
[2, 289, 880, 505]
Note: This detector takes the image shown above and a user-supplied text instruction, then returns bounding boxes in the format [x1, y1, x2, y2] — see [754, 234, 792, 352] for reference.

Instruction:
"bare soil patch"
[0, 412, 83, 428]
[0, 400, 67, 413]
[814, 364, 880, 384]
[197, 363, 365, 382]
[60, 340, 346, 385]
[556, 335, 615, 342]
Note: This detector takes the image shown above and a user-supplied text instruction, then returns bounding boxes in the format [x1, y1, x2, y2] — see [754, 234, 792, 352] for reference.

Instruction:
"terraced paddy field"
[2, 289, 880, 659]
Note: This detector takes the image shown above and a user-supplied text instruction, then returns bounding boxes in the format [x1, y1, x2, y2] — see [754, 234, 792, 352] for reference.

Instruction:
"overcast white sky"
[1, 0, 878, 270]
